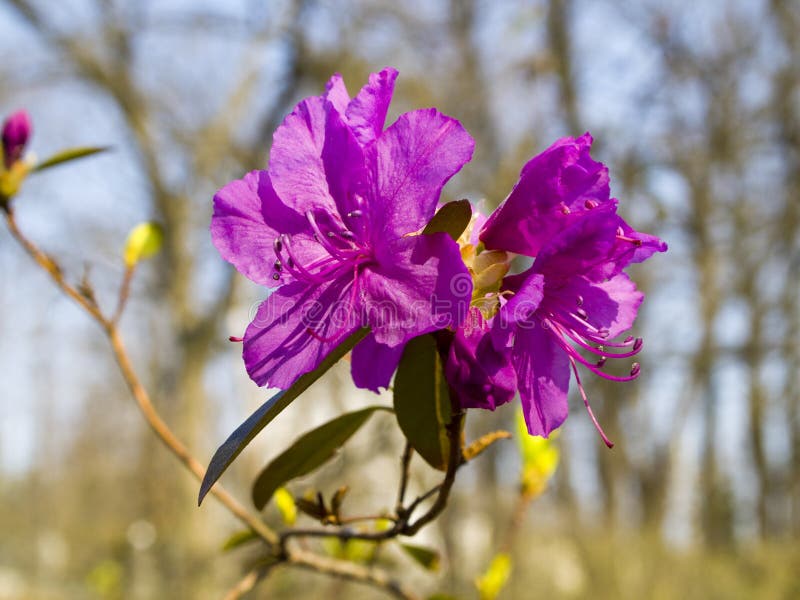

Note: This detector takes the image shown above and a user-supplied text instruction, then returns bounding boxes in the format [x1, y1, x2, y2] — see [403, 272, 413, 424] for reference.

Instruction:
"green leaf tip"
[422, 199, 473, 241]
[34, 146, 110, 172]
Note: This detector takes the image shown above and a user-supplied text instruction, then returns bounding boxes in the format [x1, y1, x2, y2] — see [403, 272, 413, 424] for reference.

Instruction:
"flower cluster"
[212, 69, 666, 441]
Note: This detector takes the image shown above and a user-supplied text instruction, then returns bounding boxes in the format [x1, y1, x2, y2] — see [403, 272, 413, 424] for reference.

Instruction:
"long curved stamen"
[279, 234, 327, 283]
[547, 324, 640, 382]
[306, 210, 357, 260]
[550, 320, 643, 359]
[569, 356, 614, 448]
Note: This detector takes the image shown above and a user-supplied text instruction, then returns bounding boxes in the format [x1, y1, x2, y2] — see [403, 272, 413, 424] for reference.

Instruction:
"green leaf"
[393, 334, 452, 471]
[422, 199, 472, 241]
[34, 146, 110, 172]
[221, 529, 259, 552]
[252, 406, 389, 510]
[400, 543, 441, 572]
[475, 553, 512, 600]
[198, 327, 370, 505]
[123, 222, 164, 267]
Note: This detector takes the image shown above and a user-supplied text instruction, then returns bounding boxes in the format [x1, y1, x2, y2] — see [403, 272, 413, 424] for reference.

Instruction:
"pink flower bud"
[2, 110, 32, 169]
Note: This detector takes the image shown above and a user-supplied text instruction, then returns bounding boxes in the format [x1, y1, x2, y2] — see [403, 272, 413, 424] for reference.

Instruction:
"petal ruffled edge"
[345, 67, 399, 145]
[368, 108, 475, 239]
[211, 170, 282, 287]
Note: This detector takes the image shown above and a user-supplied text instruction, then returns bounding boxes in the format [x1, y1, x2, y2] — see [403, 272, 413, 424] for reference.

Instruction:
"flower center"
[271, 207, 372, 285]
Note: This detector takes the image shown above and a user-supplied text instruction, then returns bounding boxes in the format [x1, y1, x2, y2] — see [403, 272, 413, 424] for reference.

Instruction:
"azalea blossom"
[471, 135, 666, 442]
[211, 68, 474, 392]
[491, 206, 666, 443]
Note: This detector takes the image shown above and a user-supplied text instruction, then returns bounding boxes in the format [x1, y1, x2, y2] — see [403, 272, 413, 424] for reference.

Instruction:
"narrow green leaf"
[34, 146, 110, 172]
[198, 327, 370, 505]
[221, 529, 259, 552]
[400, 543, 441, 572]
[393, 334, 452, 471]
[422, 199, 472, 241]
[252, 406, 389, 510]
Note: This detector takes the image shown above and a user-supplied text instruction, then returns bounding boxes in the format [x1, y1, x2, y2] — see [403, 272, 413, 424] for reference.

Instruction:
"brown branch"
[112, 264, 134, 324]
[395, 443, 413, 514]
[288, 548, 419, 600]
[2, 206, 279, 547]
[280, 411, 465, 545]
[221, 565, 273, 600]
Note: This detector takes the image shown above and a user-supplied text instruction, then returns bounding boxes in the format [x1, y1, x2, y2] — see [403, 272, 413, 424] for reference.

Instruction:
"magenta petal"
[615, 215, 669, 265]
[513, 325, 570, 437]
[351, 334, 404, 392]
[480, 133, 611, 256]
[492, 272, 545, 350]
[211, 171, 283, 286]
[368, 108, 475, 238]
[324, 73, 351, 115]
[361, 233, 471, 347]
[446, 309, 516, 411]
[321, 102, 370, 220]
[532, 205, 620, 281]
[546, 273, 643, 340]
[211, 170, 326, 286]
[346, 67, 398, 145]
[243, 278, 359, 389]
[268, 96, 339, 216]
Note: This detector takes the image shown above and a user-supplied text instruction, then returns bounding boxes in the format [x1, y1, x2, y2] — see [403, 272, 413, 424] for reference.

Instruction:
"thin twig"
[396, 443, 413, 514]
[288, 548, 420, 600]
[403, 410, 464, 535]
[280, 412, 465, 545]
[112, 263, 134, 324]
[222, 565, 273, 600]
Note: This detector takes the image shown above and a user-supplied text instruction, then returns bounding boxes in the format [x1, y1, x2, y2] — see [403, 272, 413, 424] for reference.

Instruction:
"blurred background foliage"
[0, 0, 798, 598]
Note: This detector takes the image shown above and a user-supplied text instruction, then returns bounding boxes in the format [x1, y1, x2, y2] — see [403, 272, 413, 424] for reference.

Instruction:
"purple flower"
[492, 207, 666, 443]
[445, 307, 516, 411]
[2, 110, 32, 169]
[211, 68, 475, 392]
[480, 133, 612, 256]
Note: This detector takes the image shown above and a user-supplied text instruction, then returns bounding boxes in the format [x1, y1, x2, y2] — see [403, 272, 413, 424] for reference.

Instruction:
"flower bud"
[2, 110, 32, 169]
[123, 221, 164, 267]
